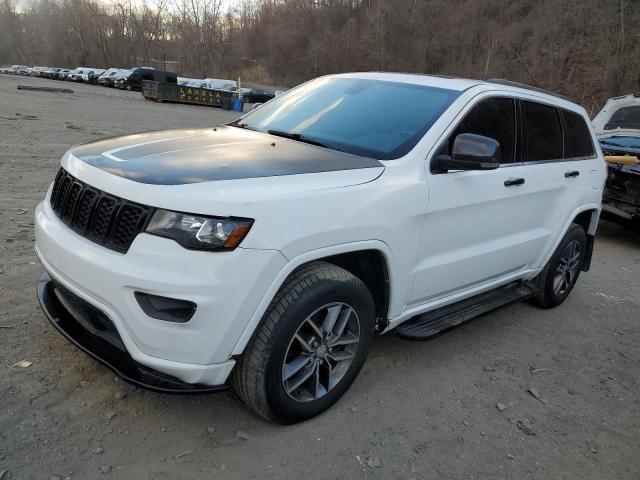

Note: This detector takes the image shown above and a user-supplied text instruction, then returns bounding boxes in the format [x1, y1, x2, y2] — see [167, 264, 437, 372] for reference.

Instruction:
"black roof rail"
[485, 78, 570, 102]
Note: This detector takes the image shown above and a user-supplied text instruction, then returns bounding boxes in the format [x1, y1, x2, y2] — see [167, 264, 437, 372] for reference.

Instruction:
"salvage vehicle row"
[0, 64, 271, 101]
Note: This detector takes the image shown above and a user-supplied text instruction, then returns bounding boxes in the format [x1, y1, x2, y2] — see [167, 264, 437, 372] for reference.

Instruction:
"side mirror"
[432, 133, 501, 173]
[250, 103, 263, 111]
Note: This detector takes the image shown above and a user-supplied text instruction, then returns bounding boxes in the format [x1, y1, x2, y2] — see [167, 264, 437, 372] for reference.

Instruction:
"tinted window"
[236, 77, 460, 160]
[445, 97, 516, 163]
[561, 109, 594, 158]
[522, 101, 563, 161]
[605, 106, 640, 130]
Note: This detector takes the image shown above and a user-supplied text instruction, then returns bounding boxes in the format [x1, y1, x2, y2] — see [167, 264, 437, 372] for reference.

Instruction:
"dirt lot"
[0, 74, 639, 480]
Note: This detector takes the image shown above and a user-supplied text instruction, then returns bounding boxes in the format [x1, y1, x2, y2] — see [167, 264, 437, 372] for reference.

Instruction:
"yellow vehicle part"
[604, 155, 639, 165]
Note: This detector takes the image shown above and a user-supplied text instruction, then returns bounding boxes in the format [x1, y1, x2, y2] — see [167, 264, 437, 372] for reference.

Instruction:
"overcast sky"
[15, 0, 240, 11]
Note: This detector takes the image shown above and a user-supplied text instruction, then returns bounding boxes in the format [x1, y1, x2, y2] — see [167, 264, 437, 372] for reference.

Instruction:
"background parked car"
[203, 78, 237, 90]
[29, 66, 48, 77]
[182, 80, 214, 89]
[97, 68, 122, 85]
[55, 69, 71, 80]
[122, 68, 177, 91]
[113, 72, 130, 89]
[65, 68, 81, 81]
[109, 69, 131, 88]
[177, 77, 201, 86]
[593, 94, 640, 231]
[66, 67, 91, 81]
[6, 65, 29, 74]
[42, 67, 62, 79]
[83, 69, 106, 84]
[242, 88, 275, 104]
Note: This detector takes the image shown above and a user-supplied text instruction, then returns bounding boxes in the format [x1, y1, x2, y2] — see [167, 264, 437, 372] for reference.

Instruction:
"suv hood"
[69, 126, 383, 185]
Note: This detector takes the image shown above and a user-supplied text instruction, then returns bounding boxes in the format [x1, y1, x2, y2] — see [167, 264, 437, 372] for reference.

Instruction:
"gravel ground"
[0, 74, 639, 480]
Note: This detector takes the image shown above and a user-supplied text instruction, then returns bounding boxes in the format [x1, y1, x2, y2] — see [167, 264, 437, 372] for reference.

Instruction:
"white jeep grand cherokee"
[35, 73, 606, 423]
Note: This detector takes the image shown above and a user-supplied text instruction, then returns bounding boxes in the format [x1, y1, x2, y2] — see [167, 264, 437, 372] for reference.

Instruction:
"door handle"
[504, 177, 525, 187]
[564, 170, 580, 178]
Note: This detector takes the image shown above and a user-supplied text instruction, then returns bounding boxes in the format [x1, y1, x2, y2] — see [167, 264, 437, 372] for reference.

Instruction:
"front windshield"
[604, 106, 640, 130]
[235, 76, 459, 159]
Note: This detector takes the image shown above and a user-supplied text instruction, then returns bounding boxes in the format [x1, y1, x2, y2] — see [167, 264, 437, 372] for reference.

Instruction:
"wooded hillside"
[1, 0, 637, 113]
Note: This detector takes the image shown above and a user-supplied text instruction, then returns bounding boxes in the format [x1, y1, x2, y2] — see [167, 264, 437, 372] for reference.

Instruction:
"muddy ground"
[0, 74, 639, 480]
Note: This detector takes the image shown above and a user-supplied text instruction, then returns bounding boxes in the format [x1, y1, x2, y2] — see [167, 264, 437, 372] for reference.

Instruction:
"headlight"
[145, 209, 253, 251]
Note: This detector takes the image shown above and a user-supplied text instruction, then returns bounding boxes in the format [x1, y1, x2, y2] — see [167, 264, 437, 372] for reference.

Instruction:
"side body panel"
[412, 162, 552, 305]
[407, 89, 605, 313]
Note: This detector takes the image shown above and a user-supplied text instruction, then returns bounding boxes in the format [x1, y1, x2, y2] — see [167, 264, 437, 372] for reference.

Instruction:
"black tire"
[232, 261, 376, 423]
[532, 223, 586, 308]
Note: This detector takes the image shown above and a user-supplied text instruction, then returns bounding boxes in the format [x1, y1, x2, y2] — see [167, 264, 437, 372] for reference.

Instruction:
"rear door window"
[521, 101, 563, 162]
[560, 109, 595, 158]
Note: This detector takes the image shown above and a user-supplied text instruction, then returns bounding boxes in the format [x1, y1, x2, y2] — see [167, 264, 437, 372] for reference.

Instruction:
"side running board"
[395, 282, 535, 341]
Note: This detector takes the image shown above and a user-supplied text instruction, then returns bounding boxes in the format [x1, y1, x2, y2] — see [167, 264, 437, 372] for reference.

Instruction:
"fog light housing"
[134, 292, 197, 323]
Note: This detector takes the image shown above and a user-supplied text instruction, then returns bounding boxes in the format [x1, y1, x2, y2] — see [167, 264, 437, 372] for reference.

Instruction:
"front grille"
[49, 168, 152, 253]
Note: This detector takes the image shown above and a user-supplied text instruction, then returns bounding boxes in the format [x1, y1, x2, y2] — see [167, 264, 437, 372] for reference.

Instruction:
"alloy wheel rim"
[553, 240, 581, 296]
[282, 302, 360, 402]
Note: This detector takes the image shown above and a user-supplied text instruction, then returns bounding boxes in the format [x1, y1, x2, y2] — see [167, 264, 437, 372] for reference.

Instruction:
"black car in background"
[122, 68, 177, 91]
[244, 88, 275, 104]
[593, 94, 640, 231]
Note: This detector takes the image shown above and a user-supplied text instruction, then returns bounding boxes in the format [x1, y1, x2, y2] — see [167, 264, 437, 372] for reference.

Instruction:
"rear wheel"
[532, 223, 586, 308]
[232, 261, 375, 423]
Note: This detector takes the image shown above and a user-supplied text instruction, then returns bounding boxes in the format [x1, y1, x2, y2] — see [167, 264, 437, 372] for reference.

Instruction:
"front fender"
[230, 240, 396, 356]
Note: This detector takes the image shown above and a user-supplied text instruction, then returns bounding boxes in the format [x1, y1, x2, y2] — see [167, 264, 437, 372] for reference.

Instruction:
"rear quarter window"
[560, 109, 595, 158]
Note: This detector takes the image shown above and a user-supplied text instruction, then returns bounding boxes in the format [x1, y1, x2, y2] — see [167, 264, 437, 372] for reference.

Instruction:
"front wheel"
[532, 223, 586, 308]
[232, 261, 375, 423]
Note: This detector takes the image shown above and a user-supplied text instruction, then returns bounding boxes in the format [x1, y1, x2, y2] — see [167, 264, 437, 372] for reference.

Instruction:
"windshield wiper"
[231, 122, 261, 132]
[267, 129, 342, 152]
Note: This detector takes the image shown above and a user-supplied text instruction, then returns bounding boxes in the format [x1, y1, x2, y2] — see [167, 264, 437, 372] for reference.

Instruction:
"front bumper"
[37, 272, 227, 393]
[34, 197, 287, 386]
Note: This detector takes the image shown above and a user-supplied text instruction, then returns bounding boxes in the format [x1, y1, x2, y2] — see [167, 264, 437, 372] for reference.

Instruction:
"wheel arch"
[540, 205, 600, 275]
[571, 207, 599, 272]
[231, 241, 394, 356]
[319, 250, 390, 331]
[572, 208, 599, 236]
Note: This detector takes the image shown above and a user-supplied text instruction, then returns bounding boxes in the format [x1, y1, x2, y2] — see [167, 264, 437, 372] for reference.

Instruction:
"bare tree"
[1, 0, 638, 109]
